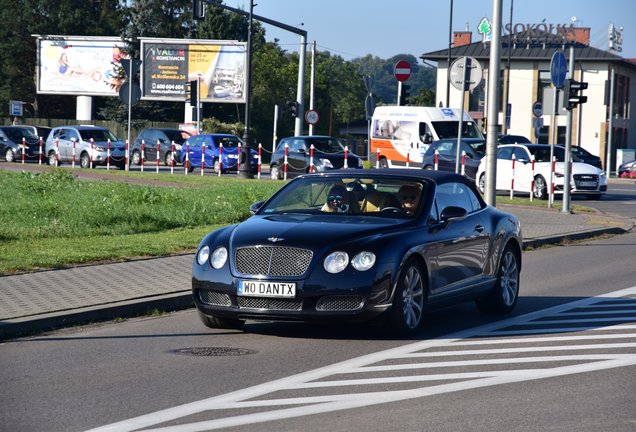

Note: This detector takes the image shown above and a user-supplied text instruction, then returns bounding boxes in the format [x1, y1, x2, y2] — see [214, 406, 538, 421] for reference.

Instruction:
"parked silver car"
[45, 125, 127, 169]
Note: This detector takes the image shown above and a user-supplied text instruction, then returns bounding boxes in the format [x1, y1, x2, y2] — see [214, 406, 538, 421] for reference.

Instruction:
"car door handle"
[474, 224, 484, 233]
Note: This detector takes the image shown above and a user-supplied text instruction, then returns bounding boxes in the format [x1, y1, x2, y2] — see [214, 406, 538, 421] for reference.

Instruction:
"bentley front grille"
[237, 296, 303, 311]
[199, 290, 231, 306]
[235, 246, 313, 276]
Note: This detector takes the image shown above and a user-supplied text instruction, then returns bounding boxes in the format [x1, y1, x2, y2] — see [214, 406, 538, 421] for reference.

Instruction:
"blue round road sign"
[550, 51, 567, 89]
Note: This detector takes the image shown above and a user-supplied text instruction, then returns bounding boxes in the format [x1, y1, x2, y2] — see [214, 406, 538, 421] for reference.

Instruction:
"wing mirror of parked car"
[421, 133, 433, 144]
[440, 206, 468, 225]
[249, 201, 265, 214]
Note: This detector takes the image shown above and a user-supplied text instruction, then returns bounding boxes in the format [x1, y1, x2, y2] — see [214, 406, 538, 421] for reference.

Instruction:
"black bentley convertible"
[192, 169, 522, 336]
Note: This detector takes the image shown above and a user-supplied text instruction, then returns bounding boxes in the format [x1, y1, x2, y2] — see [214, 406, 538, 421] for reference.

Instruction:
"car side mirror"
[440, 206, 467, 224]
[422, 134, 433, 144]
[249, 201, 265, 214]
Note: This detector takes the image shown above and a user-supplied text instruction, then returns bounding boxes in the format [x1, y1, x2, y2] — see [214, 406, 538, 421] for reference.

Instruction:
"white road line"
[87, 286, 636, 432]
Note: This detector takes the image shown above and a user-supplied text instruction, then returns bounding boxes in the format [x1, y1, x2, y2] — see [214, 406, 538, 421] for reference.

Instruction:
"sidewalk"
[1, 205, 633, 340]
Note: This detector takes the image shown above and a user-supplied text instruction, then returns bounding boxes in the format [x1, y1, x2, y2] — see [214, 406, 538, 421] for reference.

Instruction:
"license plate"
[579, 181, 597, 187]
[238, 280, 296, 298]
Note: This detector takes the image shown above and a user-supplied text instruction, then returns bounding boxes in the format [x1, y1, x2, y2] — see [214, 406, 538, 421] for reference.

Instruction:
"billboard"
[36, 36, 128, 96]
[140, 38, 246, 104]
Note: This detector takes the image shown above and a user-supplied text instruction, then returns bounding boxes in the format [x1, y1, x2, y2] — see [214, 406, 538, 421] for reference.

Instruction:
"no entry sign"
[394, 60, 411, 82]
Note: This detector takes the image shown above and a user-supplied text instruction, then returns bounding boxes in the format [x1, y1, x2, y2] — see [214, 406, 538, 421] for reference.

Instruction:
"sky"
[223, 0, 635, 62]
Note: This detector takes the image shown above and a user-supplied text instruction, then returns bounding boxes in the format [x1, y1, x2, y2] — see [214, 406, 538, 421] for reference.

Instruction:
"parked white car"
[476, 144, 607, 200]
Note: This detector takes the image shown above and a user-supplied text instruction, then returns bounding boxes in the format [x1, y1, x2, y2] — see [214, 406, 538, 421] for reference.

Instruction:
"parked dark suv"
[130, 128, 191, 166]
[270, 135, 363, 179]
[45, 125, 126, 169]
[0, 126, 42, 162]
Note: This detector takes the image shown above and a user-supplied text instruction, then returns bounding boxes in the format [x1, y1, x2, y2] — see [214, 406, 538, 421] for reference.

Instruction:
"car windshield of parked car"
[215, 135, 244, 148]
[2, 127, 38, 141]
[307, 137, 344, 153]
[79, 129, 118, 142]
[528, 146, 582, 163]
[258, 176, 428, 218]
[432, 120, 483, 139]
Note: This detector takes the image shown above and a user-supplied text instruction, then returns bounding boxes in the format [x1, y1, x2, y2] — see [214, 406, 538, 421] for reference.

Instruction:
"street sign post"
[393, 60, 411, 82]
[305, 109, 319, 125]
[532, 101, 543, 117]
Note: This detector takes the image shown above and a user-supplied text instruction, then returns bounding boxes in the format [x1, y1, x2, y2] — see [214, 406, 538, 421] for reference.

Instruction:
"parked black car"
[497, 134, 531, 144]
[0, 126, 43, 162]
[192, 169, 522, 336]
[421, 138, 486, 180]
[570, 146, 603, 169]
[270, 135, 363, 179]
[131, 128, 191, 166]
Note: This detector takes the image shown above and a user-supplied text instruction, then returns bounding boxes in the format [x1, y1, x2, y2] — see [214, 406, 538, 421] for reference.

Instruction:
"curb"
[0, 292, 193, 341]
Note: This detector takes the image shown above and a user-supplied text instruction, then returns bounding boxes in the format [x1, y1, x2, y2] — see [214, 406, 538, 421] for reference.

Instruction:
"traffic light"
[562, 78, 588, 110]
[287, 100, 299, 118]
[185, 80, 198, 106]
[400, 84, 410, 106]
[192, 0, 205, 20]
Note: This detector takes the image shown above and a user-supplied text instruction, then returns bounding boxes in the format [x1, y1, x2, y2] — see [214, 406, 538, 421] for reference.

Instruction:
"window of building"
[537, 70, 552, 105]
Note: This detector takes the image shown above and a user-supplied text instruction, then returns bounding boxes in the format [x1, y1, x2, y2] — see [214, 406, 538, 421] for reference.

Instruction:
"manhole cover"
[173, 347, 257, 357]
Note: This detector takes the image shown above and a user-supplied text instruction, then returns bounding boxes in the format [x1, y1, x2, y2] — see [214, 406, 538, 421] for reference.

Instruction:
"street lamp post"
[238, 0, 255, 179]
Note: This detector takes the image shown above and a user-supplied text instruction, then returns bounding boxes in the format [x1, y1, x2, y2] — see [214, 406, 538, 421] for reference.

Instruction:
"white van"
[370, 106, 483, 168]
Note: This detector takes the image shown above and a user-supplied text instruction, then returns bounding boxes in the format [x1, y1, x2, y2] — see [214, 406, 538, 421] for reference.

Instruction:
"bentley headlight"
[210, 246, 228, 269]
[324, 251, 349, 274]
[196, 245, 210, 265]
[352, 251, 376, 271]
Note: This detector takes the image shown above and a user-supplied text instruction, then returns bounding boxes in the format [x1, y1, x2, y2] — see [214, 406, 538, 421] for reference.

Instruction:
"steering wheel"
[379, 207, 405, 214]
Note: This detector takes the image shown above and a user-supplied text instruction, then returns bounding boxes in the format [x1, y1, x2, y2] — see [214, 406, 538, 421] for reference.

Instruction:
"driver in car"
[322, 185, 357, 213]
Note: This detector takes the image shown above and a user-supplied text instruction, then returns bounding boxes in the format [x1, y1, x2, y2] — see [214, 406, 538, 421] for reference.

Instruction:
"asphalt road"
[1, 232, 635, 432]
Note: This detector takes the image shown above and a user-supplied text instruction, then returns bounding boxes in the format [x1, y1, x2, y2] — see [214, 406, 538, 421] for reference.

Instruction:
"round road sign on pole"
[550, 51, 567, 89]
[449, 57, 483, 91]
[305, 109, 319, 125]
[532, 101, 543, 117]
[394, 60, 411, 82]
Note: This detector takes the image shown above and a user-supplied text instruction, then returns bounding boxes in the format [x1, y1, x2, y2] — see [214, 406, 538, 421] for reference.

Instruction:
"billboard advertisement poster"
[140, 38, 246, 104]
[37, 36, 128, 96]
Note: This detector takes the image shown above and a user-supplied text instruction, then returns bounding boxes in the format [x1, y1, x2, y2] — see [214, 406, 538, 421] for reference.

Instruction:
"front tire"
[80, 152, 91, 169]
[533, 175, 548, 200]
[131, 150, 141, 166]
[164, 151, 175, 166]
[198, 311, 245, 330]
[388, 258, 426, 336]
[5, 148, 15, 162]
[48, 150, 57, 166]
[270, 164, 281, 180]
[476, 245, 520, 314]
[478, 173, 486, 193]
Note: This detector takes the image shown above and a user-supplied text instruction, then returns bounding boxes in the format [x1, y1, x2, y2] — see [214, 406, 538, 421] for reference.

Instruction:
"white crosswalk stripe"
[88, 287, 636, 432]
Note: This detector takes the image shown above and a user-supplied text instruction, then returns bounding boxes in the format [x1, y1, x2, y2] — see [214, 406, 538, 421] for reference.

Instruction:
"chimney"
[454, 31, 472, 47]
[573, 27, 590, 45]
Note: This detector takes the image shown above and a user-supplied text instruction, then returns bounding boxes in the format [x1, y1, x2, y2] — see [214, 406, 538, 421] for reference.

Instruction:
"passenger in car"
[398, 184, 422, 215]
[322, 185, 358, 213]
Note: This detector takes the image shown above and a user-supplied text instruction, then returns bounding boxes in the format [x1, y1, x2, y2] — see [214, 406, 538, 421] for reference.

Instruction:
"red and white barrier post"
[38, 137, 43, 165]
[156, 139, 160, 173]
[21, 137, 25, 164]
[550, 156, 556, 206]
[376, 149, 381, 169]
[344, 146, 349, 169]
[510, 154, 516, 199]
[406, 150, 410, 168]
[237, 143, 242, 173]
[90, 138, 94, 169]
[200, 141, 205, 176]
[107, 139, 111, 170]
[309, 144, 315, 173]
[283, 143, 289, 180]
[71, 138, 76, 168]
[125, 140, 129, 171]
[170, 141, 175, 175]
[529, 155, 535, 201]
[461, 150, 466, 176]
[55, 138, 59, 166]
[257, 143, 262, 179]
[434, 149, 439, 171]
[184, 141, 189, 175]
[141, 139, 145, 172]
[217, 143, 223, 177]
